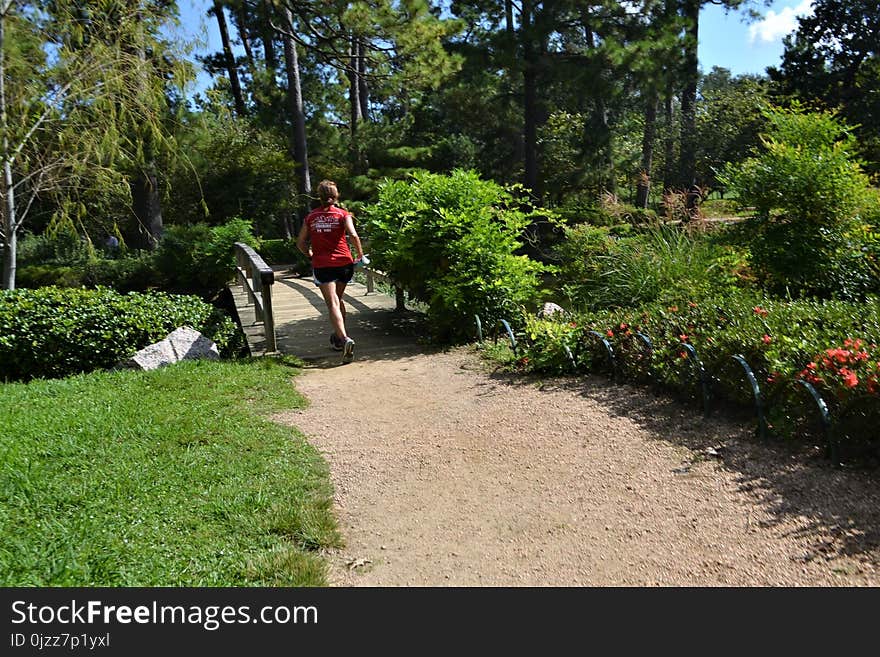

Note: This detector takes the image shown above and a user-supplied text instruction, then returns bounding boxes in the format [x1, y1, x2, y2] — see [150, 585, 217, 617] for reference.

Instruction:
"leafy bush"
[258, 239, 309, 269]
[81, 252, 160, 292]
[163, 115, 297, 237]
[721, 104, 878, 299]
[16, 216, 94, 268]
[363, 170, 549, 341]
[154, 217, 258, 295]
[0, 287, 240, 381]
[16, 264, 84, 289]
[556, 224, 751, 310]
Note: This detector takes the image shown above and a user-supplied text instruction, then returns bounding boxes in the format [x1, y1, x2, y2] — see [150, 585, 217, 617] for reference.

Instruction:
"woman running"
[296, 180, 365, 363]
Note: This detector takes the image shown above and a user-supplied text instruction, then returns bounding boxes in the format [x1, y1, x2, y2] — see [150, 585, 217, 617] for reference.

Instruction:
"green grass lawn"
[0, 357, 341, 586]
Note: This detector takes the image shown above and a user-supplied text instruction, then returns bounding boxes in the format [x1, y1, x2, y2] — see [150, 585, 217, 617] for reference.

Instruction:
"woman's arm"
[344, 214, 364, 261]
[295, 220, 311, 259]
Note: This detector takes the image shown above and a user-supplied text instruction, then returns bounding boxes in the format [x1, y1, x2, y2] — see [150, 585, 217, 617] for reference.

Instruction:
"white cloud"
[748, 0, 815, 44]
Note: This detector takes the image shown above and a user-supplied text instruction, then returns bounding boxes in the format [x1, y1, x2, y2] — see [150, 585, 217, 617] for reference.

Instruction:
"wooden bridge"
[229, 244, 425, 365]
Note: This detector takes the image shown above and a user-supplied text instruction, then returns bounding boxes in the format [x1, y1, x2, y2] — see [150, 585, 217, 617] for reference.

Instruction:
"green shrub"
[0, 287, 240, 381]
[154, 218, 258, 295]
[81, 252, 160, 292]
[363, 170, 548, 341]
[16, 265, 84, 289]
[721, 104, 878, 299]
[258, 239, 309, 268]
[17, 217, 94, 268]
[556, 224, 750, 310]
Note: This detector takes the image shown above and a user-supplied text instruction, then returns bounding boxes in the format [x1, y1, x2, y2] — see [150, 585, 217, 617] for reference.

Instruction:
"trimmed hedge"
[0, 287, 240, 381]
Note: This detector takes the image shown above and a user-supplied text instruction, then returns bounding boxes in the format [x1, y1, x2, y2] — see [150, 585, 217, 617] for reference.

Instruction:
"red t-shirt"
[305, 205, 354, 268]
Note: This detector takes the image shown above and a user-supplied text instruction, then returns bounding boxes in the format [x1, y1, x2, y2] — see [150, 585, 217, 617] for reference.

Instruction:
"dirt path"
[276, 347, 880, 586]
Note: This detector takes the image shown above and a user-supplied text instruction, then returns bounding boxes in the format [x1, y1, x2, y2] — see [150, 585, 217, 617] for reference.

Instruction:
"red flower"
[668, 306, 678, 312]
[679, 351, 688, 360]
[831, 349, 848, 364]
[799, 370, 822, 385]
[606, 330, 614, 338]
[762, 334, 772, 345]
[839, 368, 858, 388]
[569, 322, 577, 328]
[753, 306, 768, 317]
[620, 322, 628, 330]
[688, 301, 698, 308]
[679, 334, 688, 342]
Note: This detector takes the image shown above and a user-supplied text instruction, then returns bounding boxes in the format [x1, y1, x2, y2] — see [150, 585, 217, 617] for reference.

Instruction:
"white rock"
[165, 326, 220, 361]
[119, 325, 219, 371]
[538, 302, 565, 318]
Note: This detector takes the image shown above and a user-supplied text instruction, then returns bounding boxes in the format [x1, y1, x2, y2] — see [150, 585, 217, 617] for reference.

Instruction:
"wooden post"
[261, 273, 276, 353]
[395, 285, 405, 312]
[366, 268, 375, 293]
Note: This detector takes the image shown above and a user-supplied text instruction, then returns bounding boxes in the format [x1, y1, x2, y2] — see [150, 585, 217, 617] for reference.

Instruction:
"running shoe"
[342, 337, 355, 363]
[329, 333, 343, 351]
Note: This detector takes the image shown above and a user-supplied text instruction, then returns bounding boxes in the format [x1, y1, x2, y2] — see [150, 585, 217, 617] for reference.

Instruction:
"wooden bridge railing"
[364, 265, 406, 311]
[360, 240, 405, 311]
[234, 242, 277, 353]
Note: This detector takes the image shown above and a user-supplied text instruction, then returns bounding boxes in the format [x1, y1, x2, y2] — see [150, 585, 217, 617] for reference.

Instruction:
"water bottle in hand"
[355, 254, 370, 268]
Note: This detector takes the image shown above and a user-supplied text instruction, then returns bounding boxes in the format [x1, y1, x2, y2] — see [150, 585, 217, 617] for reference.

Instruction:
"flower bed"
[503, 291, 880, 454]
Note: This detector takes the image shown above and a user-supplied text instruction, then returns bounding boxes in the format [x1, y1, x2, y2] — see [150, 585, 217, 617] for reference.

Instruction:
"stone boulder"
[538, 302, 566, 318]
[120, 326, 220, 371]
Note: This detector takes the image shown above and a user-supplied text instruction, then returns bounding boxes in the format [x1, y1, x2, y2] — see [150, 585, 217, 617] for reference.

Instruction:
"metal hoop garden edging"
[587, 330, 617, 381]
[680, 343, 710, 417]
[632, 331, 655, 380]
[475, 314, 483, 343]
[563, 345, 577, 372]
[731, 355, 767, 441]
[499, 319, 517, 356]
[796, 379, 838, 465]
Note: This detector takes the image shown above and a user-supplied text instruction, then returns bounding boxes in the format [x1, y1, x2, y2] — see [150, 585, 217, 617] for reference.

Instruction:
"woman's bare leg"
[319, 282, 347, 339]
[335, 281, 348, 322]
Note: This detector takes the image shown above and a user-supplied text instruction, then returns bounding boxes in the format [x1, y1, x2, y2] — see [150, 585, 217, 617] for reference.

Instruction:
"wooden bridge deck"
[230, 267, 426, 365]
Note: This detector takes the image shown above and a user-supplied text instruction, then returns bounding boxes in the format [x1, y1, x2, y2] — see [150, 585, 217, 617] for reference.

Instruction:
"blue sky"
[700, 0, 814, 76]
[175, 0, 816, 95]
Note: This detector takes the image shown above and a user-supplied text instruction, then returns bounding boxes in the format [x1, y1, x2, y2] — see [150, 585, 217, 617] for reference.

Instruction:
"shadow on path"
[480, 362, 880, 563]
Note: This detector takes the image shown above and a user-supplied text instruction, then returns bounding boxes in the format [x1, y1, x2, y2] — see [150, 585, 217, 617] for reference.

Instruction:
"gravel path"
[275, 347, 880, 586]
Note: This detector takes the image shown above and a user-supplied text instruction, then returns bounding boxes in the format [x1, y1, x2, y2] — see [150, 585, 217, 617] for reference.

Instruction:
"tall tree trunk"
[1, 4, 17, 290]
[234, 6, 255, 67]
[662, 84, 676, 192]
[131, 166, 163, 249]
[281, 7, 310, 233]
[597, 97, 615, 196]
[521, 0, 539, 196]
[636, 91, 658, 209]
[348, 34, 363, 174]
[679, 0, 699, 198]
[213, 2, 246, 116]
[261, 0, 277, 70]
[357, 38, 369, 120]
[131, 11, 162, 249]
[584, 22, 614, 196]
[505, 0, 514, 34]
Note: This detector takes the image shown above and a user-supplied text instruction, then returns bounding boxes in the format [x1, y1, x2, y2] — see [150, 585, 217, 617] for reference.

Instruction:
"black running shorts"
[312, 264, 354, 286]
